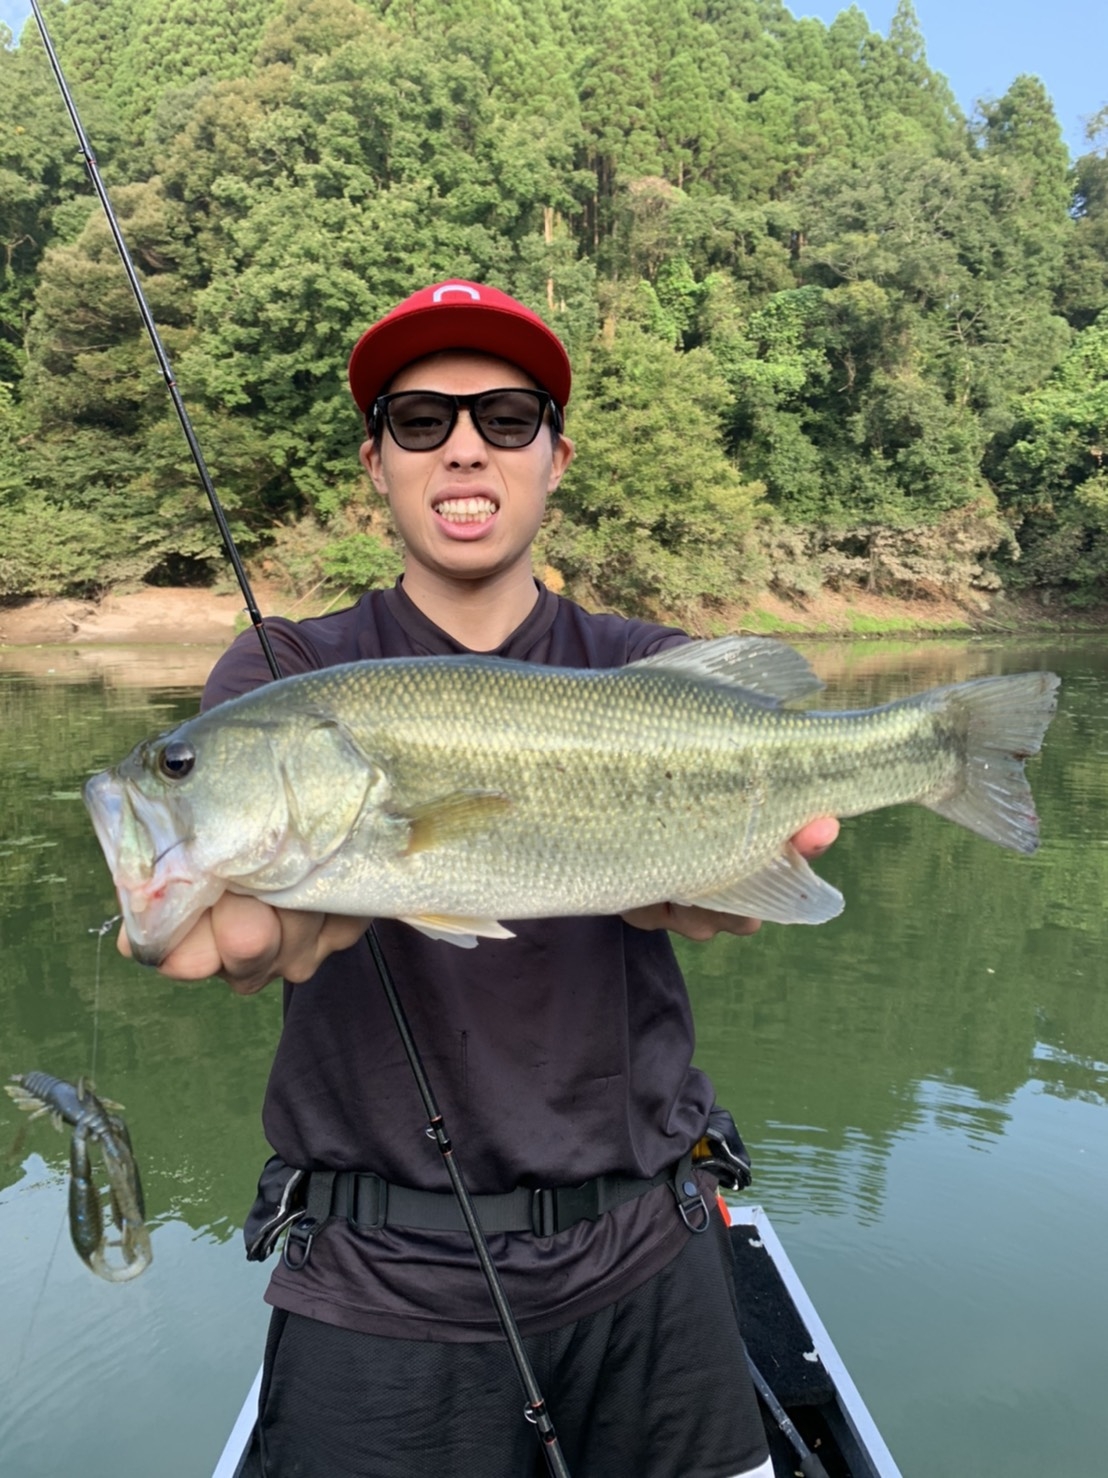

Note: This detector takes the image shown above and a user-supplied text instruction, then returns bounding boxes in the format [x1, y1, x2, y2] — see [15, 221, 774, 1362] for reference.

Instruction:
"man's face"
[361, 351, 573, 589]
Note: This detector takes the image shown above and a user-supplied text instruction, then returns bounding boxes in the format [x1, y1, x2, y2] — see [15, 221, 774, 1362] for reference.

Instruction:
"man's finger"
[213, 893, 283, 979]
[265, 911, 372, 986]
[118, 910, 226, 981]
[792, 816, 839, 858]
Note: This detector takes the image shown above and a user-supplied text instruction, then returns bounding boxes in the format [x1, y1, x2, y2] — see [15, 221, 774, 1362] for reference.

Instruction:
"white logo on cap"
[433, 284, 481, 302]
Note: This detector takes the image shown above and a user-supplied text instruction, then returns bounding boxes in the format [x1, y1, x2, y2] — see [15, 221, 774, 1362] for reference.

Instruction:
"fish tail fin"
[922, 672, 1059, 853]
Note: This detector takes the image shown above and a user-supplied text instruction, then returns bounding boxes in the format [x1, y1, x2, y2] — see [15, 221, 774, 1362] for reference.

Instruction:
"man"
[138, 281, 837, 1477]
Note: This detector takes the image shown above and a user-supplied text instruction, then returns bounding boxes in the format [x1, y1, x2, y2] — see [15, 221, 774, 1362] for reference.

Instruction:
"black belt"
[301, 1162, 682, 1238]
[280, 1156, 710, 1268]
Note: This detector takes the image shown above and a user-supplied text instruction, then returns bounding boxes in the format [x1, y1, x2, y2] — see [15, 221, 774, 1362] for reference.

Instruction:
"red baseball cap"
[348, 280, 572, 413]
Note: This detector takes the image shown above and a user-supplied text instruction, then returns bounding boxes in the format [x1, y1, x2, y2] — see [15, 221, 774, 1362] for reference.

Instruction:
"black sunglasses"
[371, 389, 562, 452]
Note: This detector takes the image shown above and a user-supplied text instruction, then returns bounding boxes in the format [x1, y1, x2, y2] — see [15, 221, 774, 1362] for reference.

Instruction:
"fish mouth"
[114, 862, 222, 968]
[84, 770, 125, 874]
[83, 770, 189, 889]
[129, 936, 177, 968]
[83, 768, 219, 965]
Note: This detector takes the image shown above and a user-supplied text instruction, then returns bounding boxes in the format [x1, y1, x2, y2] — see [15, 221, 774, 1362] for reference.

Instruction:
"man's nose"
[442, 408, 487, 466]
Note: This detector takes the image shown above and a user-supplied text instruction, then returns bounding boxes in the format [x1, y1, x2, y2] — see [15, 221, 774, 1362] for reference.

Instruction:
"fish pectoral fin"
[628, 636, 823, 706]
[398, 913, 517, 949]
[403, 791, 512, 855]
[675, 844, 844, 926]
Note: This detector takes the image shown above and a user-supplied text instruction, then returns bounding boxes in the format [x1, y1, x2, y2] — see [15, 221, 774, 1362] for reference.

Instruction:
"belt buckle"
[347, 1173, 388, 1234]
[530, 1188, 556, 1237]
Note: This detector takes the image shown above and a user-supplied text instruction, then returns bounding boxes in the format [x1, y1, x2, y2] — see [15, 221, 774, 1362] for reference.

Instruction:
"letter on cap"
[433, 284, 482, 302]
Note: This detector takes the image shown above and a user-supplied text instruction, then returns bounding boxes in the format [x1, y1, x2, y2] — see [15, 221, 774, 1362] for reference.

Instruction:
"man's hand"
[621, 816, 840, 941]
[118, 894, 371, 996]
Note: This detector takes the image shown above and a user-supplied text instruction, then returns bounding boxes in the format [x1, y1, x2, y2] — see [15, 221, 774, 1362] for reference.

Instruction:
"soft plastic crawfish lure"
[6, 1072, 152, 1282]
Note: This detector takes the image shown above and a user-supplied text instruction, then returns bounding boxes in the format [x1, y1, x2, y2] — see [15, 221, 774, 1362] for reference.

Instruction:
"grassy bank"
[703, 587, 1107, 641]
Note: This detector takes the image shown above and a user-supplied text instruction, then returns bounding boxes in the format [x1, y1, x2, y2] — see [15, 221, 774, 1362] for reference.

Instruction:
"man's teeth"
[435, 497, 496, 523]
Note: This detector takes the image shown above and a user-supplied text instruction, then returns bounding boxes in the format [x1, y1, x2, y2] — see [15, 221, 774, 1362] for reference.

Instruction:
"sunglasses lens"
[385, 393, 456, 450]
[473, 391, 545, 447]
[380, 390, 550, 450]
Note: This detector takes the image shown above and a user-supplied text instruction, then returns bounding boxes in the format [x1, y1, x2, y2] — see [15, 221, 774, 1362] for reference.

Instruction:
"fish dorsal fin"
[398, 913, 517, 949]
[628, 637, 823, 706]
[672, 843, 844, 926]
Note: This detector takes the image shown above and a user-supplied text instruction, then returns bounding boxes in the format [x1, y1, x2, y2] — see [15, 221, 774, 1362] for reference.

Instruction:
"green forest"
[1, 0, 1107, 620]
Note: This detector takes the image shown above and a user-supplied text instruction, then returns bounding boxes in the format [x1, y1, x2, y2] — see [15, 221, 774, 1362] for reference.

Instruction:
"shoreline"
[0, 583, 1100, 651]
[0, 587, 264, 648]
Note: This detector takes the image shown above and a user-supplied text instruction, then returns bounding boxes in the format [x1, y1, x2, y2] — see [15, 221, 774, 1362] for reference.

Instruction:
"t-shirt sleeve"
[201, 618, 324, 711]
[624, 624, 690, 662]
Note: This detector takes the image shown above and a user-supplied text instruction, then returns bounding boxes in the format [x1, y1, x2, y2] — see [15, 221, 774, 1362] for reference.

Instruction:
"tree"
[107, 0, 281, 132]
[0, 23, 100, 386]
[1057, 115, 1108, 331]
[14, 178, 279, 583]
[540, 321, 765, 614]
[994, 313, 1108, 598]
[0, 0, 1100, 611]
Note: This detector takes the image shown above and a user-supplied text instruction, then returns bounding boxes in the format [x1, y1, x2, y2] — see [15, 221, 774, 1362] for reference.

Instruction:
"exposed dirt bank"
[0, 586, 278, 647]
[0, 582, 1098, 652]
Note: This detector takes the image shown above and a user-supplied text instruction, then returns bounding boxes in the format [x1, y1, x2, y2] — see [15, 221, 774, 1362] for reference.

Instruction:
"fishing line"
[11, 1192, 68, 1382]
[87, 913, 120, 1082]
[29, 6, 569, 1470]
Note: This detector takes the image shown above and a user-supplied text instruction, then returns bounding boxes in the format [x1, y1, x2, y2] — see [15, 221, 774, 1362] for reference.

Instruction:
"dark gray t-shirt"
[204, 581, 718, 1340]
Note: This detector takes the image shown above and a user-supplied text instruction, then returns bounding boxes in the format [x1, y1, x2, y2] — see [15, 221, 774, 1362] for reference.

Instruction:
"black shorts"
[239, 1213, 770, 1478]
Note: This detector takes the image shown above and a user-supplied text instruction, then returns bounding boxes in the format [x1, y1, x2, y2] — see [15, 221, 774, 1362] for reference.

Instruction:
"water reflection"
[0, 653, 279, 1477]
[0, 1153, 270, 1478]
[1030, 1039, 1108, 1106]
[0, 635, 1105, 1477]
[682, 634, 1108, 1231]
[0, 661, 281, 1226]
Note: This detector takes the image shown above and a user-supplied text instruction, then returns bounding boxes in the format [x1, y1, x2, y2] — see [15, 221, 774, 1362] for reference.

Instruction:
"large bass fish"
[83, 637, 1059, 963]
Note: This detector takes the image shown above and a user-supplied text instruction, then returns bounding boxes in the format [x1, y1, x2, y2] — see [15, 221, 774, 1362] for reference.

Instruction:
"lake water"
[0, 634, 1105, 1478]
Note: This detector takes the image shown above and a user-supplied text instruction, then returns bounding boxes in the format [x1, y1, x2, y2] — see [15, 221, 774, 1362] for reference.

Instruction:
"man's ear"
[360, 438, 388, 498]
[547, 434, 574, 492]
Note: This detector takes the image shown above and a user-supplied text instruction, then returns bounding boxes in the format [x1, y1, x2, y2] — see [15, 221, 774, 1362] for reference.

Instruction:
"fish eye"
[158, 741, 195, 780]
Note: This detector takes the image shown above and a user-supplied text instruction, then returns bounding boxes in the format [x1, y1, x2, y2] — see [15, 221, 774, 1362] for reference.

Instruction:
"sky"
[797, 0, 1107, 157]
[2, 0, 1105, 159]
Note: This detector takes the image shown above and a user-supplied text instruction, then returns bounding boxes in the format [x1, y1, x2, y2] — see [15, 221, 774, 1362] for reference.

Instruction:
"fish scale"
[82, 636, 1060, 962]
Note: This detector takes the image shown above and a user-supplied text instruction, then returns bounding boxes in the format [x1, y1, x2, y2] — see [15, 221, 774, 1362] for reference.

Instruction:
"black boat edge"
[209, 1202, 902, 1478]
[726, 1202, 903, 1478]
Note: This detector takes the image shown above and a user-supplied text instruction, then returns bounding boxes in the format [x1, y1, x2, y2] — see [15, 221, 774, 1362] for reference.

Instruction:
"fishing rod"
[28, 6, 570, 1472]
[745, 1350, 830, 1478]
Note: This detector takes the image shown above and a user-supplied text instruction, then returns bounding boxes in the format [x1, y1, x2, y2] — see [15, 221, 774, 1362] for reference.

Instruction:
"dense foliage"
[1, 0, 1106, 616]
